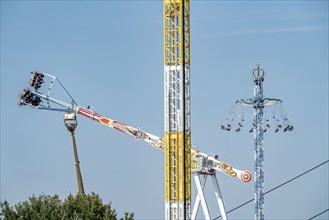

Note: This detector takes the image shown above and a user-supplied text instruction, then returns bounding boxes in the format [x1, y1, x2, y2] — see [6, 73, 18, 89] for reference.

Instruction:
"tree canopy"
[0, 193, 134, 220]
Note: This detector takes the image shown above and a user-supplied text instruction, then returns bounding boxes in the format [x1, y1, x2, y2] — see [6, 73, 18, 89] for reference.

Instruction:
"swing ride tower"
[252, 66, 265, 220]
[164, 0, 191, 219]
[221, 65, 293, 220]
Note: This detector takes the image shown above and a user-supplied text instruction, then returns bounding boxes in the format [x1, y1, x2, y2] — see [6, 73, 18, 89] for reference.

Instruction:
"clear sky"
[1, 1, 328, 219]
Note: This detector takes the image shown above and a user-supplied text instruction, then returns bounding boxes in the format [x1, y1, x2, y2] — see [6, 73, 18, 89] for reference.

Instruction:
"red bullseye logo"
[241, 171, 252, 183]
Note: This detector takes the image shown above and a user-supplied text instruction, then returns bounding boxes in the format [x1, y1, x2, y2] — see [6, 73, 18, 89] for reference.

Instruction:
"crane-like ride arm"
[19, 71, 252, 183]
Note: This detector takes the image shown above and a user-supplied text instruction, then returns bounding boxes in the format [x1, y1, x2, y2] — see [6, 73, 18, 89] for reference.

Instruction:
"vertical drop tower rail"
[164, 0, 191, 219]
[221, 65, 293, 220]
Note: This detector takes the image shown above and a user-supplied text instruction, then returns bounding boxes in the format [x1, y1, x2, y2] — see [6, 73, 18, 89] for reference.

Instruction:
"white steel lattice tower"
[164, 0, 191, 219]
[222, 65, 293, 220]
[252, 66, 265, 220]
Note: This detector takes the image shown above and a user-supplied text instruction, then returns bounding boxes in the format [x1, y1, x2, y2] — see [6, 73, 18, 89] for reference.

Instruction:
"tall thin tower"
[164, 0, 191, 219]
[221, 65, 293, 220]
[252, 66, 265, 220]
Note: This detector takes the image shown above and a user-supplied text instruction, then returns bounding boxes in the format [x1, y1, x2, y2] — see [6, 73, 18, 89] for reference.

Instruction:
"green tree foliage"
[0, 193, 134, 220]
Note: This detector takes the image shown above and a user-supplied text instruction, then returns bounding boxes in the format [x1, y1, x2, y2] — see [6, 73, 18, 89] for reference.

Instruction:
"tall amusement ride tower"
[18, 2, 254, 219]
[164, 0, 191, 219]
[221, 65, 293, 220]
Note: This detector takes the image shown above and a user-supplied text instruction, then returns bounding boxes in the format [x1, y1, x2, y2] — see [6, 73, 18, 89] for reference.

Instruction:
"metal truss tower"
[221, 65, 293, 220]
[164, 0, 191, 219]
[252, 66, 265, 220]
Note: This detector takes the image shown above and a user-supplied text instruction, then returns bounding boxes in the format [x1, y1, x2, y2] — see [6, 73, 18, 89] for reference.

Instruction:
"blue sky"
[1, 1, 328, 219]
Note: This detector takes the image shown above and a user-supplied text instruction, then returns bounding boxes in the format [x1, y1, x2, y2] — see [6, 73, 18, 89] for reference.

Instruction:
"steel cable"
[213, 160, 329, 220]
[308, 208, 329, 220]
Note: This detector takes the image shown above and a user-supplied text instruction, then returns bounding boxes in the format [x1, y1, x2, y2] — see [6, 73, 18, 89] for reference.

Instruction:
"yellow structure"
[164, 0, 191, 219]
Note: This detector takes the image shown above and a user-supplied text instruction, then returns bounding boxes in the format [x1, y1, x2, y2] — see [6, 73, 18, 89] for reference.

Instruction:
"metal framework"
[191, 172, 227, 220]
[252, 67, 265, 220]
[19, 71, 252, 219]
[164, 0, 191, 219]
[222, 65, 293, 220]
